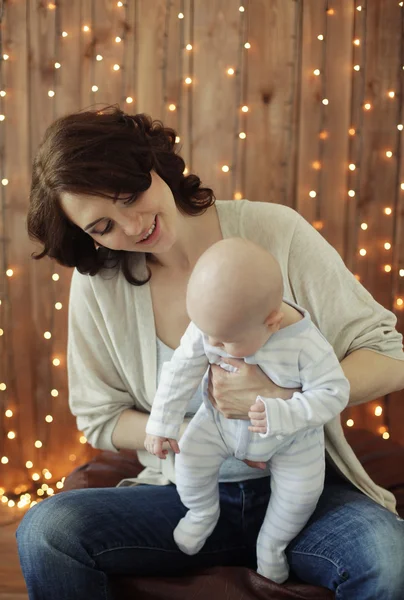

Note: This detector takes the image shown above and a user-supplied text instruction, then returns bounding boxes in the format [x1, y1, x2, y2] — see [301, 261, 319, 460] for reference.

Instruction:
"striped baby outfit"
[146, 301, 350, 583]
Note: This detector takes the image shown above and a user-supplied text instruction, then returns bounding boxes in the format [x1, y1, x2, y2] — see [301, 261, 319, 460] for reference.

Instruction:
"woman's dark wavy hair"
[27, 105, 215, 285]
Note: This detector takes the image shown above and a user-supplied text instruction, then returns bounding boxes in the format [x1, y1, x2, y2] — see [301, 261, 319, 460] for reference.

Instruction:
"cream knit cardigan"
[68, 200, 404, 513]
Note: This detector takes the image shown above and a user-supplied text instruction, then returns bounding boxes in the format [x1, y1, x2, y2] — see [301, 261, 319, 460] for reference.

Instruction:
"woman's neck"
[147, 204, 222, 272]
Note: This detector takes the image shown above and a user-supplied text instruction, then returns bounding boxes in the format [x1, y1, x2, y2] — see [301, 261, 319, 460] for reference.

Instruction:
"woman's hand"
[208, 358, 299, 420]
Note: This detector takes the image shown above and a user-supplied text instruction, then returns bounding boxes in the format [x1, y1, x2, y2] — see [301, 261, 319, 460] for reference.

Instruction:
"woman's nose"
[121, 214, 143, 237]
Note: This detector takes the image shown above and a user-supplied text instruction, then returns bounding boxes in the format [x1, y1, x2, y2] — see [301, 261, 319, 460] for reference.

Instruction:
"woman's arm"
[112, 408, 149, 450]
[112, 408, 189, 451]
[341, 349, 404, 406]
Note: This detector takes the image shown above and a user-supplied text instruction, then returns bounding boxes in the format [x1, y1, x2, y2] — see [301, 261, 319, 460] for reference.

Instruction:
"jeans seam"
[92, 544, 247, 558]
[290, 549, 343, 572]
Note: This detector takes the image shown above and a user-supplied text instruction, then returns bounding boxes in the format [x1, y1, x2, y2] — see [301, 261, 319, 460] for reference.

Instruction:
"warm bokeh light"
[346, 419, 354, 427]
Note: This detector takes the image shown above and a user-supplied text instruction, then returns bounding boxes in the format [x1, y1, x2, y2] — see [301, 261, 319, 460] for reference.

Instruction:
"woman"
[17, 107, 404, 599]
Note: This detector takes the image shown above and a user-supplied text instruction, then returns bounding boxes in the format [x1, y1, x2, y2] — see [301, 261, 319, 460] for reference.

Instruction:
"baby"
[145, 238, 350, 584]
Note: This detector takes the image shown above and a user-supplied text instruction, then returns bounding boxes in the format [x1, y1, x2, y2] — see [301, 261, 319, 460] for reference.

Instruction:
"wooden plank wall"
[0, 0, 403, 506]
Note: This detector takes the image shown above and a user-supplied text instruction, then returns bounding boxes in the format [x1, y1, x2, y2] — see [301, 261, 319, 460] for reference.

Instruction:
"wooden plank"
[135, 0, 167, 119]
[355, 0, 401, 309]
[57, 0, 81, 115]
[295, 0, 327, 223]
[318, 0, 354, 255]
[93, 0, 125, 109]
[1, 0, 34, 491]
[244, 0, 299, 206]
[0, 515, 27, 596]
[192, 0, 245, 201]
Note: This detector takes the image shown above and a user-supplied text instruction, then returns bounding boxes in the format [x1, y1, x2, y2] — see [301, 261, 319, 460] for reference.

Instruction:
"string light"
[53, 358, 60, 366]
[5, 410, 13, 417]
[397, 298, 404, 307]
[384, 265, 392, 272]
[398, 124, 403, 131]
[317, 34, 324, 41]
[54, 62, 61, 69]
[354, 65, 360, 71]
[227, 68, 235, 76]
[346, 419, 354, 427]
[178, 12, 184, 19]
[115, 36, 122, 43]
[91, 85, 98, 92]
[126, 96, 133, 104]
[384, 207, 392, 215]
[6, 268, 13, 277]
[348, 190, 356, 197]
[34, 441, 43, 449]
[364, 103, 372, 110]
[96, 55, 103, 61]
[221, 165, 230, 173]
[45, 415, 53, 423]
[359, 248, 367, 256]
[309, 190, 317, 198]
[52, 273, 60, 281]
[313, 69, 320, 76]
[48, 91, 55, 97]
[55, 302, 62, 310]
[385, 150, 393, 158]
[353, 39, 361, 46]
[239, 6, 245, 12]
[322, 98, 329, 105]
[349, 163, 356, 171]
[400, 269, 404, 277]
[384, 242, 391, 250]
[239, 132, 247, 139]
[168, 104, 177, 112]
[244, 42, 251, 49]
[184, 77, 193, 85]
[61, 31, 68, 37]
[186, 44, 193, 51]
[43, 331, 52, 339]
[2, 178, 8, 185]
[312, 161, 321, 170]
[388, 91, 395, 98]
[113, 64, 120, 71]
[241, 105, 249, 112]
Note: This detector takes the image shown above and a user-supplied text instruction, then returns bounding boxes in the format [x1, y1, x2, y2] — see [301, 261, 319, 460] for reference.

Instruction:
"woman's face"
[59, 171, 179, 253]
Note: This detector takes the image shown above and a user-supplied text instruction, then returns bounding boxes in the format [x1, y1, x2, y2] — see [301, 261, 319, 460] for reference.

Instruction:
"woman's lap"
[17, 473, 404, 599]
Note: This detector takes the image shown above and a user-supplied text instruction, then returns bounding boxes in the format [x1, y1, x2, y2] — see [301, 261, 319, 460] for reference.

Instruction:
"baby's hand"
[248, 401, 267, 434]
[144, 434, 180, 459]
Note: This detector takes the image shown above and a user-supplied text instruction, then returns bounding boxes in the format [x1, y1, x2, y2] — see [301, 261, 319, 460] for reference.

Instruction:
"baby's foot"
[173, 510, 219, 555]
[257, 547, 289, 584]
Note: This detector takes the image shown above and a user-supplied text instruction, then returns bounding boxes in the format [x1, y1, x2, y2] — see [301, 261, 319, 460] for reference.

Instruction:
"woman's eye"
[99, 220, 113, 236]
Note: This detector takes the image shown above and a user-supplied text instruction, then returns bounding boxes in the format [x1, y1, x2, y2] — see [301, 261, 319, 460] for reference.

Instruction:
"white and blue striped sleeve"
[257, 350, 350, 437]
[146, 322, 209, 440]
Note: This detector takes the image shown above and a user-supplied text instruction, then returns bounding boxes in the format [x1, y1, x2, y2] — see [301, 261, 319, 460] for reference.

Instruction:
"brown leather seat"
[64, 429, 404, 599]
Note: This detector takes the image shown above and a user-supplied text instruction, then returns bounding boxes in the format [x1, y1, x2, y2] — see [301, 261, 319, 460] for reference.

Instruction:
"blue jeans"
[17, 468, 404, 599]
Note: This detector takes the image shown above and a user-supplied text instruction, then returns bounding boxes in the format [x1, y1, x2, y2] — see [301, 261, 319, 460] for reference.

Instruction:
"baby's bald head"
[187, 238, 283, 339]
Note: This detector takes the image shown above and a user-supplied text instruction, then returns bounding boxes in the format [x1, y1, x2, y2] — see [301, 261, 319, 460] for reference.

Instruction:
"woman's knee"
[17, 490, 94, 559]
[352, 512, 404, 598]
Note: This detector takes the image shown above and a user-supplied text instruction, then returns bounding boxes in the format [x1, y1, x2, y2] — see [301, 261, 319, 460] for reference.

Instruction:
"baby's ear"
[265, 310, 284, 330]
